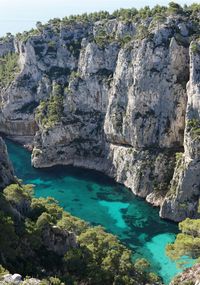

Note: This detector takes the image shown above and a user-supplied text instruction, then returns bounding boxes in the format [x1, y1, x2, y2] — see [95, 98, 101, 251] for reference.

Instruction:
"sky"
[0, 0, 197, 36]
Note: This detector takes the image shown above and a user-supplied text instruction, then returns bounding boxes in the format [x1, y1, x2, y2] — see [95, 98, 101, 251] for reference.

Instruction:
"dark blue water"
[6, 139, 184, 284]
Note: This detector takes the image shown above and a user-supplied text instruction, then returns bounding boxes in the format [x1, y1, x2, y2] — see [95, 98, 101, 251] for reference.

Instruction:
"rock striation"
[160, 41, 200, 221]
[0, 11, 200, 221]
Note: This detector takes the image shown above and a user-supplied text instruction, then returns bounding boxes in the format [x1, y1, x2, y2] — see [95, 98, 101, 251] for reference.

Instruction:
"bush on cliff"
[166, 218, 200, 261]
[0, 52, 19, 88]
[35, 83, 64, 128]
[0, 183, 161, 285]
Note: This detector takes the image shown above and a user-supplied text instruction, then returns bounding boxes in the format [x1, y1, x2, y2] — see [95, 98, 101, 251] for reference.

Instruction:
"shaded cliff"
[0, 4, 200, 221]
[0, 137, 15, 190]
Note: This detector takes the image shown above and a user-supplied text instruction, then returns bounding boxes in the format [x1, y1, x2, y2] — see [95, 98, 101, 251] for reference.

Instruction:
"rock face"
[170, 263, 200, 285]
[0, 14, 199, 221]
[160, 41, 200, 221]
[0, 137, 15, 190]
[0, 273, 41, 284]
[41, 225, 77, 256]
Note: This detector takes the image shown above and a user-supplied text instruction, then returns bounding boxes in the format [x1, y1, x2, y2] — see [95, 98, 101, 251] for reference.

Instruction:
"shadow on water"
[5, 138, 188, 284]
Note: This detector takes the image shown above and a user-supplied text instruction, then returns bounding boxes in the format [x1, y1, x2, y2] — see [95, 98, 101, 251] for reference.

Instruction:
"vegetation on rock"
[7, 2, 200, 50]
[166, 218, 200, 261]
[0, 183, 161, 285]
[187, 119, 200, 139]
[0, 52, 19, 88]
[35, 84, 64, 128]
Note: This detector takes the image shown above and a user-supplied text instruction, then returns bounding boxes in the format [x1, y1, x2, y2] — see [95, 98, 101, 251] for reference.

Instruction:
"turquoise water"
[6, 139, 183, 284]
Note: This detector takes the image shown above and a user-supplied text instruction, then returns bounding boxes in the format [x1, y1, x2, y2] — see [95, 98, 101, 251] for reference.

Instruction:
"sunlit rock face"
[160, 40, 200, 221]
[0, 14, 199, 221]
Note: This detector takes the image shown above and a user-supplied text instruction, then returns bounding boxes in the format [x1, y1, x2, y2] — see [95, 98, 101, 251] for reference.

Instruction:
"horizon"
[0, 0, 197, 37]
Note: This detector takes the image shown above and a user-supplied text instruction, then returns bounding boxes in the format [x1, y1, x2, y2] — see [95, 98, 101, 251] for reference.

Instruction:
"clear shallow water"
[6, 139, 184, 284]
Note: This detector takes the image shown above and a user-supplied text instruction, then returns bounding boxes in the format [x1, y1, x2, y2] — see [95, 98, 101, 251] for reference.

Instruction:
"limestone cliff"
[160, 40, 200, 221]
[0, 9, 200, 221]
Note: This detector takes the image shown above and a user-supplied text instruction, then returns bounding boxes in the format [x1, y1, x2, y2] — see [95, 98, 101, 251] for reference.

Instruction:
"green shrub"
[0, 183, 159, 284]
[187, 119, 200, 138]
[191, 42, 200, 54]
[0, 52, 19, 88]
[167, 2, 183, 15]
[3, 184, 33, 206]
[16, 29, 40, 43]
[166, 218, 200, 261]
[135, 25, 150, 40]
[35, 84, 64, 128]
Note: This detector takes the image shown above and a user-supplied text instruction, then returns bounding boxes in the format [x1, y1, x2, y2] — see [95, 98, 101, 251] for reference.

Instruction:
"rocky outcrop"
[170, 263, 200, 285]
[41, 225, 77, 255]
[0, 13, 199, 221]
[0, 137, 15, 190]
[160, 41, 200, 221]
[0, 273, 45, 284]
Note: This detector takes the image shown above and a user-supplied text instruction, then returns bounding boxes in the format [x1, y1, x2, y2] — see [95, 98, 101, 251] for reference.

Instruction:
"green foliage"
[0, 183, 159, 284]
[9, 2, 200, 51]
[119, 34, 133, 46]
[16, 29, 40, 42]
[35, 84, 64, 128]
[94, 29, 116, 48]
[77, 226, 136, 284]
[0, 33, 13, 43]
[47, 277, 64, 285]
[191, 42, 200, 54]
[3, 184, 33, 209]
[0, 265, 9, 277]
[148, 272, 160, 283]
[134, 258, 150, 273]
[168, 2, 183, 15]
[65, 39, 82, 58]
[62, 10, 111, 25]
[166, 218, 200, 261]
[187, 119, 200, 138]
[0, 52, 19, 89]
[0, 210, 18, 261]
[36, 212, 53, 228]
[135, 25, 150, 40]
[58, 211, 88, 235]
[69, 71, 81, 81]
[48, 40, 56, 48]
[175, 152, 183, 163]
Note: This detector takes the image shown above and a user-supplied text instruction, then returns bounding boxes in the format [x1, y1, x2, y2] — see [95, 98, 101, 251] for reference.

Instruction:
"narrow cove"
[6, 139, 183, 284]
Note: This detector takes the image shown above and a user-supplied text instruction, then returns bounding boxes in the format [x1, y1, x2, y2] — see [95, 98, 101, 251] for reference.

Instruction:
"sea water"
[6, 139, 188, 284]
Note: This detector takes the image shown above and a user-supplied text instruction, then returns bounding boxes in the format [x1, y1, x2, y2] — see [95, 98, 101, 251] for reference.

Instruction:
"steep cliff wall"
[0, 11, 199, 221]
[160, 40, 200, 221]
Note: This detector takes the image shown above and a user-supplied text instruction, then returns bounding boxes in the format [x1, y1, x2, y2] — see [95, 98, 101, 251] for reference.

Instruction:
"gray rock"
[0, 15, 199, 222]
